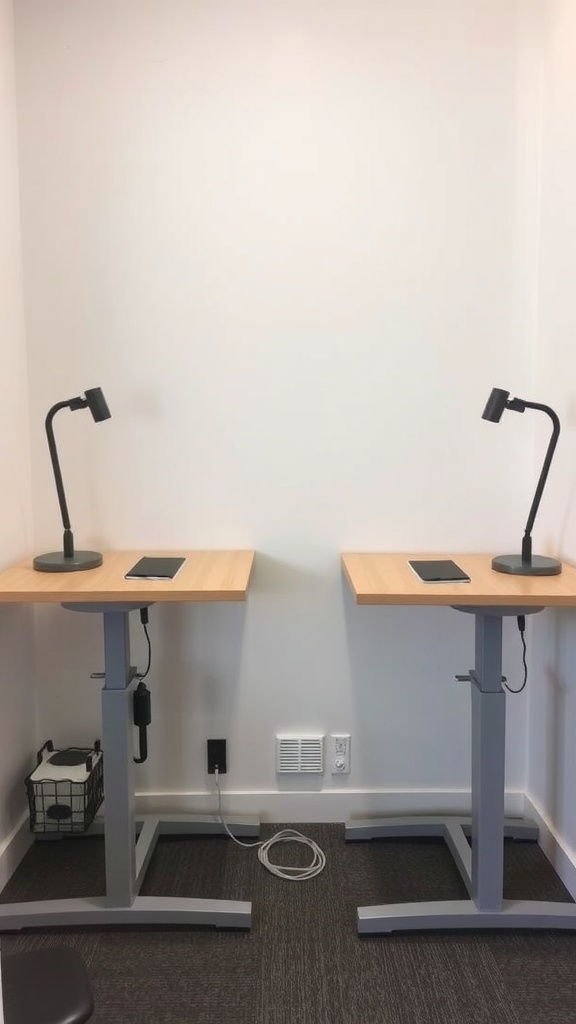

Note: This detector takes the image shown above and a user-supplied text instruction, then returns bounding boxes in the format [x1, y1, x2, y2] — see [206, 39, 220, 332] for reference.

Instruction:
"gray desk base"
[347, 605, 576, 934]
[358, 898, 576, 933]
[0, 603, 258, 932]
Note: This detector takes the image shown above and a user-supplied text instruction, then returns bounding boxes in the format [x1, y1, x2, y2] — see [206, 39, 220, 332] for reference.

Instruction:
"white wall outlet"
[330, 734, 351, 774]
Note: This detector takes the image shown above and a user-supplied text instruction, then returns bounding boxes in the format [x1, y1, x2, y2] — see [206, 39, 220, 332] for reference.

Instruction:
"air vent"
[276, 735, 324, 774]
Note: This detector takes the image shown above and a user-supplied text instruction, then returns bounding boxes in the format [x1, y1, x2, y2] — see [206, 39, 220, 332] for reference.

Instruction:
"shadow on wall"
[0, 604, 36, 832]
[341, 576, 475, 804]
[542, 608, 576, 842]
[139, 597, 249, 790]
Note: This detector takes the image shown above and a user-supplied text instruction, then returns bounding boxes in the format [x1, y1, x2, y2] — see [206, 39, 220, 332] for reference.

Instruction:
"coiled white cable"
[214, 769, 326, 880]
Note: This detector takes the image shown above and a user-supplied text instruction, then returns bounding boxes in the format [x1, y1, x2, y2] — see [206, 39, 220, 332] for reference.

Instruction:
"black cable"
[505, 615, 528, 694]
[133, 608, 152, 762]
[139, 607, 152, 682]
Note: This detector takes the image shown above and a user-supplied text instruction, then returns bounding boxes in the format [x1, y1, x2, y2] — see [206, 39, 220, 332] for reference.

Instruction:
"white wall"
[523, 0, 576, 873]
[14, 0, 536, 819]
[0, 0, 35, 877]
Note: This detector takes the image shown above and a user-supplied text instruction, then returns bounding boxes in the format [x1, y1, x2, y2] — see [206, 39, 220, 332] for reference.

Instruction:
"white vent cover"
[276, 735, 324, 774]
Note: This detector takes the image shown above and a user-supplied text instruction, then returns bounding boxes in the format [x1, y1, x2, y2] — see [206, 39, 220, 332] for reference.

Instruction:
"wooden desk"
[342, 552, 576, 934]
[0, 549, 254, 605]
[342, 552, 576, 607]
[0, 550, 257, 931]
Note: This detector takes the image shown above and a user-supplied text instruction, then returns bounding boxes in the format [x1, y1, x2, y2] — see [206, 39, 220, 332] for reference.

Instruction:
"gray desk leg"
[349, 605, 576, 934]
[471, 612, 506, 910]
[102, 609, 137, 907]
[0, 604, 257, 932]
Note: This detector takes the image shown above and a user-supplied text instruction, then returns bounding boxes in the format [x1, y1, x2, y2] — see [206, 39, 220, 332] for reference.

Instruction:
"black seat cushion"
[2, 946, 94, 1024]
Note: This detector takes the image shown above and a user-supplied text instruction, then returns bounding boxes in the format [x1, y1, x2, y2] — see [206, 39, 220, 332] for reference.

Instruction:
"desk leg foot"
[155, 814, 260, 838]
[358, 898, 576, 934]
[0, 896, 252, 932]
[345, 815, 539, 842]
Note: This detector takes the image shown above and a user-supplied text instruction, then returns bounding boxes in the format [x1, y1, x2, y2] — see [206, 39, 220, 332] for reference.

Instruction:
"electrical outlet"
[207, 738, 227, 774]
[330, 734, 350, 774]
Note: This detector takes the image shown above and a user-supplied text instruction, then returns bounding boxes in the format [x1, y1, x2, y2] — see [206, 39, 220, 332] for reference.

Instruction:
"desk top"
[341, 553, 576, 607]
[0, 550, 254, 604]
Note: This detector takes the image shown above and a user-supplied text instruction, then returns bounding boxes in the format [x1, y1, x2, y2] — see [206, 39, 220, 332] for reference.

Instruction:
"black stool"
[1, 946, 94, 1024]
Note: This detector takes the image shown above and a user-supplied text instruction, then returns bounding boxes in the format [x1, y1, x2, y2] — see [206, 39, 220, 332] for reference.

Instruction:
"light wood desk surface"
[342, 552, 576, 607]
[0, 550, 254, 604]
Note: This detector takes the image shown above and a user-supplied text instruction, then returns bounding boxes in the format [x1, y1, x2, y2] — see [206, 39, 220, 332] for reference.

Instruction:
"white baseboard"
[135, 787, 526, 822]
[523, 794, 576, 900]
[0, 816, 33, 894]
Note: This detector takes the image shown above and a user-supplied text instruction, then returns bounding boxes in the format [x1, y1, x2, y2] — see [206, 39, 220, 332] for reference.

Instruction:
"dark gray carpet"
[2, 824, 576, 1023]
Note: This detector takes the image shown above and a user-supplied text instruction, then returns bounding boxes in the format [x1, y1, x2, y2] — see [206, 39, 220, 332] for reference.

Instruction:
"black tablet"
[408, 559, 471, 583]
[124, 556, 186, 580]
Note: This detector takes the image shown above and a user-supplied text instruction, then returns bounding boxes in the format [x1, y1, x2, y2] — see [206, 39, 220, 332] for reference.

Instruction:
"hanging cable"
[505, 615, 528, 694]
[138, 607, 152, 681]
[133, 607, 152, 762]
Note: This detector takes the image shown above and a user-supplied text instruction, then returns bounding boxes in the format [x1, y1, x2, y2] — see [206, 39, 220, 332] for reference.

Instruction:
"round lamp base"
[33, 551, 103, 573]
[491, 553, 562, 576]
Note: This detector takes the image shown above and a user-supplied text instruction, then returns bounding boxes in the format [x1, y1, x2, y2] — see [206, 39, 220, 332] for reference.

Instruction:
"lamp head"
[481, 387, 510, 423]
[84, 386, 111, 423]
[68, 387, 111, 421]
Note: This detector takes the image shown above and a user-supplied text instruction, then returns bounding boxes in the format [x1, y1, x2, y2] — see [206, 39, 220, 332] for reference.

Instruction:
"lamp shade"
[84, 387, 111, 423]
[481, 387, 510, 424]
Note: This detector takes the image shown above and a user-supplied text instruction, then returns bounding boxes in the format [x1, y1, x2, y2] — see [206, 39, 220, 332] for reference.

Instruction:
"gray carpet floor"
[2, 824, 576, 1023]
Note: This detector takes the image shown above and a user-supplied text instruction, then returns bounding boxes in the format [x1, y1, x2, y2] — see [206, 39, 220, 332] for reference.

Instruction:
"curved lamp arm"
[45, 401, 76, 557]
[516, 400, 560, 563]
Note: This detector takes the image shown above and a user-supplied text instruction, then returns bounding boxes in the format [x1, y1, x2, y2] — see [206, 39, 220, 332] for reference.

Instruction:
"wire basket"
[26, 739, 104, 834]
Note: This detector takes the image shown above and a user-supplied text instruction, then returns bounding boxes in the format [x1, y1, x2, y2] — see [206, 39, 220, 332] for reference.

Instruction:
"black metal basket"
[26, 739, 104, 834]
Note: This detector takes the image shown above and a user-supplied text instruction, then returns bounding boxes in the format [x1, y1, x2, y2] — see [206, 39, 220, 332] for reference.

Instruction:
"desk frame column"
[101, 608, 138, 906]
[471, 611, 506, 911]
[345, 604, 576, 934]
[0, 601, 258, 932]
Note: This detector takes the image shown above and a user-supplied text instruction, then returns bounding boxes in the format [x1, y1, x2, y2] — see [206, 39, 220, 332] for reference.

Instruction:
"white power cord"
[214, 769, 326, 880]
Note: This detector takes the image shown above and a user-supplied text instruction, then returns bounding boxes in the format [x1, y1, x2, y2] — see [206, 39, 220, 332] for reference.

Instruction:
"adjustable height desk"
[0, 550, 257, 931]
[342, 552, 576, 934]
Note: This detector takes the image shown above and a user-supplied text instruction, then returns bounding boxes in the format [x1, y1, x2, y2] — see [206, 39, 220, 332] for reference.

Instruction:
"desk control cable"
[505, 615, 528, 694]
[133, 608, 152, 764]
[213, 769, 326, 880]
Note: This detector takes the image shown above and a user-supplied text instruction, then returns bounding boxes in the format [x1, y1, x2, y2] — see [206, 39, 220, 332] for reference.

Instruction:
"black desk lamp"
[33, 387, 111, 573]
[481, 386, 561, 576]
